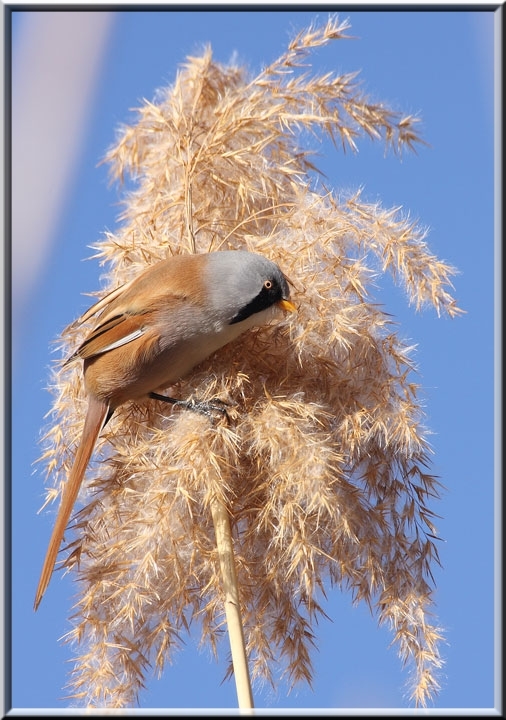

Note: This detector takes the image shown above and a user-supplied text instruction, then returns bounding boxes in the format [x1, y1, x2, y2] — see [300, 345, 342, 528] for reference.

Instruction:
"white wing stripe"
[97, 328, 145, 354]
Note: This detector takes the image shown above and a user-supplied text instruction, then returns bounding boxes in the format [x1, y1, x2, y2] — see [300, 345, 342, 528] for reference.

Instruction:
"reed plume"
[38, 16, 462, 708]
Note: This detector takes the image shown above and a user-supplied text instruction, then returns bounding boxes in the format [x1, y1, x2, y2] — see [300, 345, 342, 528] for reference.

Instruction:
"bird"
[34, 250, 296, 610]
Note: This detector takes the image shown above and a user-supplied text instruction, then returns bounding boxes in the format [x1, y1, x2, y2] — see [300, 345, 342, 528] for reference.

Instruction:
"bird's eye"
[264, 280, 273, 290]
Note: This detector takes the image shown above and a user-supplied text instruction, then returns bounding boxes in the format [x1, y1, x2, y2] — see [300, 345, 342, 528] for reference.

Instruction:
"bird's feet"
[149, 392, 230, 421]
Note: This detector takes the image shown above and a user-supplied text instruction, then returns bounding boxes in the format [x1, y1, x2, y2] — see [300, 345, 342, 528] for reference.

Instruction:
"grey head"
[203, 250, 293, 327]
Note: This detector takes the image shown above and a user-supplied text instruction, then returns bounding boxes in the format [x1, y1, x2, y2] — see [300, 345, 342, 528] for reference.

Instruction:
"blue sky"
[9, 7, 497, 712]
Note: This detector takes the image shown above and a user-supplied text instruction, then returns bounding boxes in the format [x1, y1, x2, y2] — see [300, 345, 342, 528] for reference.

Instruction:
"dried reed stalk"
[210, 498, 254, 710]
[38, 16, 463, 709]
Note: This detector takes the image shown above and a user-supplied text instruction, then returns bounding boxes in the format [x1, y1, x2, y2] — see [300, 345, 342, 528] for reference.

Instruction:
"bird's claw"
[149, 392, 230, 422]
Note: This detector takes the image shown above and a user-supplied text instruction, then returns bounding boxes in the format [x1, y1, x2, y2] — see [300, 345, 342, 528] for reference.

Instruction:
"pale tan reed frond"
[39, 16, 461, 709]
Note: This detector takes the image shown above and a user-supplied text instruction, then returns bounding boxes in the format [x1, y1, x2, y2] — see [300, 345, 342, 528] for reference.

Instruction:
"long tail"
[34, 397, 110, 610]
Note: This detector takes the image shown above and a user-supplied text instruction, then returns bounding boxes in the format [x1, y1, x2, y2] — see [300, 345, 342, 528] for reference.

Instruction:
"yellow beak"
[278, 298, 297, 313]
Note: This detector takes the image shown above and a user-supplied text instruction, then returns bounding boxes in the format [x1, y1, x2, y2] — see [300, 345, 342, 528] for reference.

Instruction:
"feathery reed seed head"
[40, 16, 460, 708]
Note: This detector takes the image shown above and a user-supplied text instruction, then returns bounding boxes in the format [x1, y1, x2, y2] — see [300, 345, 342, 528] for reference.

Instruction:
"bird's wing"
[72, 276, 140, 327]
[72, 312, 151, 361]
[65, 258, 205, 363]
[70, 260, 177, 329]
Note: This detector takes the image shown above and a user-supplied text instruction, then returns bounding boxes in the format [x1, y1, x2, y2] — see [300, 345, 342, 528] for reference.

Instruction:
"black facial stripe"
[229, 282, 283, 325]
